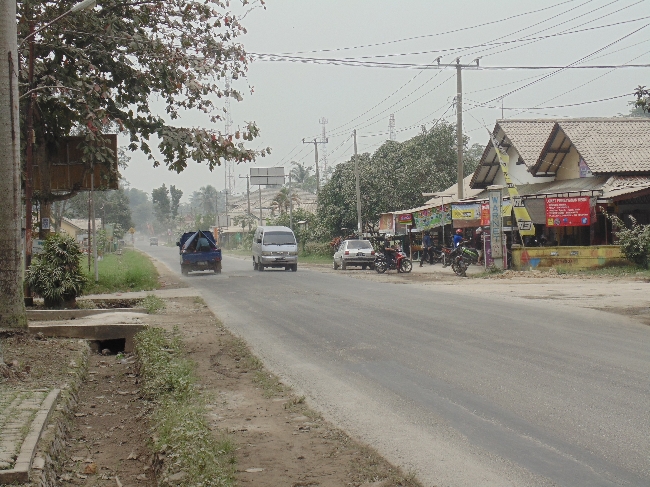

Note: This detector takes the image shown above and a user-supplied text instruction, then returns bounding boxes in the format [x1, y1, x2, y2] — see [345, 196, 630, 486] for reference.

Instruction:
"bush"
[610, 215, 650, 268]
[25, 233, 87, 308]
[302, 241, 334, 257]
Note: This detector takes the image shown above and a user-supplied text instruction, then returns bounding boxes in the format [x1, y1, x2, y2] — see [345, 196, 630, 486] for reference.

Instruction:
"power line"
[273, 0, 581, 55]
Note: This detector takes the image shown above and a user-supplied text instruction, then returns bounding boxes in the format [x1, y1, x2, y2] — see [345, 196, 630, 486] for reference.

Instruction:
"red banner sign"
[397, 213, 413, 225]
[545, 197, 591, 226]
[480, 202, 490, 226]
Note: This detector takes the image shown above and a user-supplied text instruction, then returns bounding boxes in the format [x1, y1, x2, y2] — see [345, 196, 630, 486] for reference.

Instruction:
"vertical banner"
[480, 201, 490, 226]
[488, 132, 535, 236]
[489, 189, 503, 261]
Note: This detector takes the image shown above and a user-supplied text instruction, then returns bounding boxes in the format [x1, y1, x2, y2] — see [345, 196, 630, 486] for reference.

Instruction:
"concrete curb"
[29, 342, 90, 487]
[27, 308, 147, 321]
[0, 389, 60, 484]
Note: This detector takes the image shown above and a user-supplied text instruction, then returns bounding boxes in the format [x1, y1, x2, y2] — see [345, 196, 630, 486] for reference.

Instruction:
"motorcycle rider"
[452, 228, 464, 248]
[383, 233, 397, 268]
[420, 231, 433, 267]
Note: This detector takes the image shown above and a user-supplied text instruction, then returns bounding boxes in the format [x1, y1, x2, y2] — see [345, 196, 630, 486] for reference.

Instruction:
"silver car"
[333, 239, 376, 270]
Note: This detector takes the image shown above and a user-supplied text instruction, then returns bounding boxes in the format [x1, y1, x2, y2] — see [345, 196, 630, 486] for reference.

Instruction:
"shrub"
[25, 233, 87, 308]
[610, 215, 650, 268]
[302, 241, 334, 257]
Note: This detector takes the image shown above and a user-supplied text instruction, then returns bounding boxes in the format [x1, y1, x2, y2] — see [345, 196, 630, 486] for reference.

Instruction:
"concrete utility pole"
[1, 0, 26, 326]
[353, 130, 362, 236]
[224, 166, 229, 229]
[289, 172, 293, 231]
[302, 137, 327, 195]
[239, 174, 252, 230]
[455, 57, 480, 201]
[258, 186, 263, 226]
[319, 117, 328, 181]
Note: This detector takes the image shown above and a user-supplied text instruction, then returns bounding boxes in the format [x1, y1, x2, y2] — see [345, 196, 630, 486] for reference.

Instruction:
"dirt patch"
[0, 332, 86, 387]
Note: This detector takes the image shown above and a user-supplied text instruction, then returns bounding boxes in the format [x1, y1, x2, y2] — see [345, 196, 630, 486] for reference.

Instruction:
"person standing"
[473, 227, 484, 265]
[420, 231, 433, 267]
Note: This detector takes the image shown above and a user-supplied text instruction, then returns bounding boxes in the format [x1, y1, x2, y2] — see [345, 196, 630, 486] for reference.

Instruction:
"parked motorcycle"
[375, 248, 412, 274]
[420, 246, 446, 266]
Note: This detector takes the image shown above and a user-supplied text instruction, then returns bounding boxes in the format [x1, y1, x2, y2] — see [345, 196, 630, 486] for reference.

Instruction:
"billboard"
[32, 135, 119, 191]
[546, 197, 592, 227]
[250, 167, 285, 186]
[413, 205, 451, 230]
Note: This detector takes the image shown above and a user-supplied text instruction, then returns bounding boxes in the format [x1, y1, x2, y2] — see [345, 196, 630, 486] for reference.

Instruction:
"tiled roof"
[470, 120, 556, 188]
[497, 120, 557, 165]
[537, 118, 650, 175]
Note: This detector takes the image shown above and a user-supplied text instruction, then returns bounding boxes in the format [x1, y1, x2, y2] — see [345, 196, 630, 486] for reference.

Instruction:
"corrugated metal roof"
[535, 118, 650, 175]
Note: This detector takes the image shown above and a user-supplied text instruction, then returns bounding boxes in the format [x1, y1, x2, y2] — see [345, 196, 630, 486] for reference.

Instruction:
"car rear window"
[347, 240, 372, 249]
[263, 231, 296, 245]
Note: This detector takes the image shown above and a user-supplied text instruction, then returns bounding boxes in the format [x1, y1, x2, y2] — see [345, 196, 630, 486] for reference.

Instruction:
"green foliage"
[302, 241, 334, 257]
[610, 214, 650, 268]
[634, 85, 649, 114]
[83, 249, 159, 294]
[25, 233, 87, 307]
[169, 185, 183, 220]
[139, 294, 166, 314]
[271, 187, 300, 215]
[267, 208, 319, 248]
[17, 0, 267, 176]
[290, 162, 317, 193]
[134, 327, 235, 486]
[152, 184, 171, 227]
[63, 186, 134, 231]
[232, 214, 258, 232]
[317, 122, 481, 239]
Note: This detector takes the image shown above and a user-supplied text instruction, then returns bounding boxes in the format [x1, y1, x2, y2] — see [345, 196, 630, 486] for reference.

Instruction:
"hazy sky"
[120, 0, 650, 200]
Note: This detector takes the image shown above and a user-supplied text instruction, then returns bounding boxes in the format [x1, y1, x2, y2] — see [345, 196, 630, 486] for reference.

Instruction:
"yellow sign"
[128, 227, 135, 234]
[489, 133, 535, 236]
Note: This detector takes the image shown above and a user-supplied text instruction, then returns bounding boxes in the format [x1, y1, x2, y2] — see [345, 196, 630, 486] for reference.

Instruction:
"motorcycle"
[375, 248, 412, 274]
[449, 242, 479, 277]
[420, 246, 446, 266]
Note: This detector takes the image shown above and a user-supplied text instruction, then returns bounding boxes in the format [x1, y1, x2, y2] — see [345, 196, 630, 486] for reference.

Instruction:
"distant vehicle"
[149, 237, 158, 246]
[177, 230, 222, 275]
[252, 226, 298, 271]
[333, 239, 375, 270]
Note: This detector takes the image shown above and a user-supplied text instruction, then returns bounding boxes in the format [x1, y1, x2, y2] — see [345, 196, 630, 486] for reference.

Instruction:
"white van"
[252, 226, 298, 272]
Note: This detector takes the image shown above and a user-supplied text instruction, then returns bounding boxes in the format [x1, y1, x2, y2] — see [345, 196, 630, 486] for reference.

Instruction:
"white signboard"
[250, 167, 285, 186]
[489, 190, 503, 259]
[32, 239, 45, 255]
[41, 217, 50, 230]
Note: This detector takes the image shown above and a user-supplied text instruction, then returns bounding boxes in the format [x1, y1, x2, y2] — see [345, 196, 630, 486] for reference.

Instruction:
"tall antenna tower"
[224, 76, 235, 196]
[389, 114, 396, 141]
[319, 117, 328, 181]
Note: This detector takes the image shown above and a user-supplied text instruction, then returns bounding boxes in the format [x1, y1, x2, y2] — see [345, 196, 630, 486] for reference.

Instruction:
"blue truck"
[177, 230, 222, 275]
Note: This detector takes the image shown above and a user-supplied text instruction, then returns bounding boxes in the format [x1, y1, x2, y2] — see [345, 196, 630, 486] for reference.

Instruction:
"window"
[263, 232, 296, 245]
[347, 240, 372, 250]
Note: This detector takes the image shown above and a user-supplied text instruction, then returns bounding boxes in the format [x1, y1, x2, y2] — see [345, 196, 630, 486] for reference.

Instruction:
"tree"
[271, 187, 300, 215]
[152, 184, 171, 228]
[63, 185, 133, 231]
[232, 213, 258, 232]
[125, 187, 153, 231]
[290, 162, 317, 193]
[170, 185, 183, 220]
[634, 85, 649, 114]
[317, 122, 477, 238]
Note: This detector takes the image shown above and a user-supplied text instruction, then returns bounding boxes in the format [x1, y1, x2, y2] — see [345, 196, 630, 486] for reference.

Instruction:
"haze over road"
[143, 244, 649, 487]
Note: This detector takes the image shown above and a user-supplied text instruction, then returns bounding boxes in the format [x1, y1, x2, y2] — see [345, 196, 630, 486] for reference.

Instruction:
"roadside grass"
[554, 264, 650, 277]
[138, 294, 166, 314]
[82, 249, 159, 295]
[226, 335, 286, 397]
[135, 327, 236, 486]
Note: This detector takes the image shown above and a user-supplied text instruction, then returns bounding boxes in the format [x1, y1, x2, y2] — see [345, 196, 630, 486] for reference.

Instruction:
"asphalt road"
[143, 244, 650, 487]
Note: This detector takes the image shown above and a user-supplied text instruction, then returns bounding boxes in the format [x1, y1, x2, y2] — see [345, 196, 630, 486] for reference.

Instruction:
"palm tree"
[290, 162, 317, 194]
[196, 185, 218, 215]
[271, 188, 301, 215]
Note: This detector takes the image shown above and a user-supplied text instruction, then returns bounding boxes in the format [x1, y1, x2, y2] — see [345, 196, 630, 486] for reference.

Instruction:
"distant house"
[59, 217, 102, 246]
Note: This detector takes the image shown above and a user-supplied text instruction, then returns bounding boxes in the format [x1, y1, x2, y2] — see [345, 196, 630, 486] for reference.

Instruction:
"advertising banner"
[413, 205, 451, 230]
[481, 202, 490, 226]
[451, 203, 481, 221]
[397, 213, 413, 225]
[489, 190, 503, 259]
[379, 213, 394, 233]
[545, 197, 591, 226]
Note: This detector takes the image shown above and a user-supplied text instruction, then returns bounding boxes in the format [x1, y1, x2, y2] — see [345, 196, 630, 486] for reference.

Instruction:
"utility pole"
[388, 114, 396, 141]
[91, 162, 98, 282]
[259, 186, 263, 226]
[224, 166, 229, 229]
[302, 137, 327, 195]
[239, 174, 252, 230]
[455, 57, 480, 201]
[353, 130, 362, 237]
[456, 58, 463, 201]
[289, 172, 293, 231]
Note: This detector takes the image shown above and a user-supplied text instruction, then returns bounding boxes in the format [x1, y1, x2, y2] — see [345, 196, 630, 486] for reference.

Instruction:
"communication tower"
[319, 117, 328, 181]
[389, 114, 396, 141]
